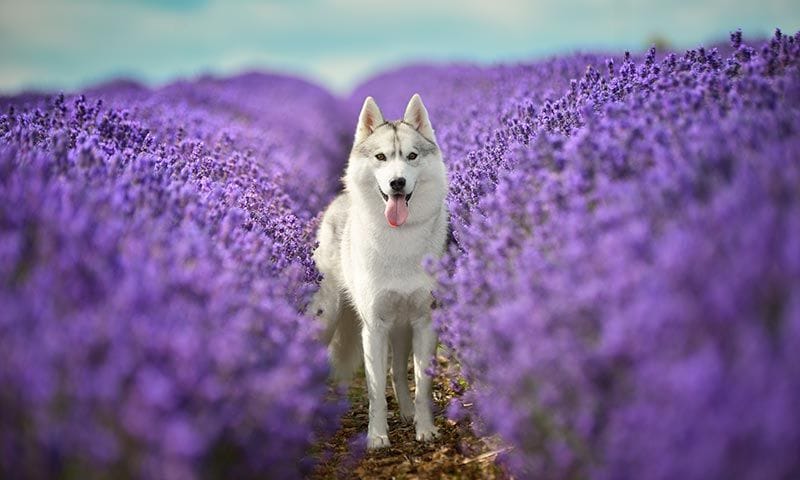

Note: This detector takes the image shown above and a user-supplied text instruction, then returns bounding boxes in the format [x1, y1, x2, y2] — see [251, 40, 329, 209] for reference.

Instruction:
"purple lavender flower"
[355, 30, 800, 479]
[1, 75, 349, 479]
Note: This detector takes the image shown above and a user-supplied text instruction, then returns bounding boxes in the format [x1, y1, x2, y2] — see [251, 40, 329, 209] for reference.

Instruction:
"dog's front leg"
[412, 316, 439, 442]
[362, 318, 390, 449]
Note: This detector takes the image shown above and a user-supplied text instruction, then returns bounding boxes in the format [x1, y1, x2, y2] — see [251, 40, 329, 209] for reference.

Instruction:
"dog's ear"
[403, 93, 436, 143]
[355, 96, 384, 144]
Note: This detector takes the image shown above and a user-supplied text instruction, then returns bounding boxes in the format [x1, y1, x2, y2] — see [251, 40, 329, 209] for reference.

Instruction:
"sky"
[1, 0, 799, 95]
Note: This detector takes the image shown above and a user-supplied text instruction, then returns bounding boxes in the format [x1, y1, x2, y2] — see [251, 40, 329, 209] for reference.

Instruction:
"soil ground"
[310, 354, 512, 480]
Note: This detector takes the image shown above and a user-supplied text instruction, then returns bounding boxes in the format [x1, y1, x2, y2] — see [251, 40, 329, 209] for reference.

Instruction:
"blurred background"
[1, 0, 799, 95]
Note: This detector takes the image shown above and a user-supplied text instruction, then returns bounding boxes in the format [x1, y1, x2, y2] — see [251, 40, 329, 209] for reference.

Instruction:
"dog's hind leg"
[328, 300, 362, 383]
[390, 322, 414, 424]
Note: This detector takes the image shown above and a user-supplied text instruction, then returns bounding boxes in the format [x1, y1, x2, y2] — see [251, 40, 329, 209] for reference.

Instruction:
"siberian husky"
[310, 94, 449, 449]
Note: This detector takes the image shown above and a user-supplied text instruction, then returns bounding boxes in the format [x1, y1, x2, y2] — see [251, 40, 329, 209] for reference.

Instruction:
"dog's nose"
[390, 177, 406, 192]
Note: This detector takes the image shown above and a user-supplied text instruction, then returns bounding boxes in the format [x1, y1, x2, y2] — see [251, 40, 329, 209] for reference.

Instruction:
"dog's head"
[346, 94, 447, 228]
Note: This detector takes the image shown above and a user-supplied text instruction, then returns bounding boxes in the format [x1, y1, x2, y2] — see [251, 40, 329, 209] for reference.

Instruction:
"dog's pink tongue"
[385, 195, 409, 227]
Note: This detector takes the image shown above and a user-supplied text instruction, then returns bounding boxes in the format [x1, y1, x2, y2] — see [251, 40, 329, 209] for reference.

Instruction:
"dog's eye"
[375, 153, 386, 161]
[407, 152, 418, 160]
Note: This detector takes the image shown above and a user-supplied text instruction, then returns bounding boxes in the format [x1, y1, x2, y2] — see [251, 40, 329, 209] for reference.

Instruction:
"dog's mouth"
[379, 186, 412, 228]
[379, 189, 413, 204]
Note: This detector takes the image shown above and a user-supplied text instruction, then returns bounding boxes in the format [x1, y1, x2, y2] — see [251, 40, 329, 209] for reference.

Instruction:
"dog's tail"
[309, 281, 362, 383]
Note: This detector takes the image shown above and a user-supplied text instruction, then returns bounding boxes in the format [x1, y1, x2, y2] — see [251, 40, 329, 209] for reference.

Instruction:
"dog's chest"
[344, 220, 439, 295]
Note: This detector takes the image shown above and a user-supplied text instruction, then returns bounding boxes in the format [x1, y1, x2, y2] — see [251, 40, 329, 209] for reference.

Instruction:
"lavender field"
[2, 30, 799, 479]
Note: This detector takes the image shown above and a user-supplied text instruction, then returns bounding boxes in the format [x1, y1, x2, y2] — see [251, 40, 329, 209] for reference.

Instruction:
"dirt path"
[311, 354, 511, 479]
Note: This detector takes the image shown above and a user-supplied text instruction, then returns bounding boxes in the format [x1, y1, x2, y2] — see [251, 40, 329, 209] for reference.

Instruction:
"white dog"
[310, 94, 449, 449]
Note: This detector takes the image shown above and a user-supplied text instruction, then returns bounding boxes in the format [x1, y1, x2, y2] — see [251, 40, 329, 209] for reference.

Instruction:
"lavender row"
[0, 74, 349, 478]
[413, 31, 799, 478]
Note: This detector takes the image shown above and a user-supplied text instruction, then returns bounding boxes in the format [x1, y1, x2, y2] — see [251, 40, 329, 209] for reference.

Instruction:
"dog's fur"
[309, 94, 448, 449]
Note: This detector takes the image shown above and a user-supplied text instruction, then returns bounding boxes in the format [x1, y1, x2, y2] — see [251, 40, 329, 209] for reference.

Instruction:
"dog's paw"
[366, 434, 391, 450]
[399, 406, 415, 424]
[415, 424, 439, 442]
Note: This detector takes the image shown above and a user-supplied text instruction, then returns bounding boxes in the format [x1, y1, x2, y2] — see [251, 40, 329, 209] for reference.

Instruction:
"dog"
[309, 94, 449, 449]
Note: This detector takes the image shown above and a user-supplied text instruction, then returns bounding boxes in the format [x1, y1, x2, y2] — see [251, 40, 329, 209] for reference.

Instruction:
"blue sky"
[1, 0, 798, 95]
